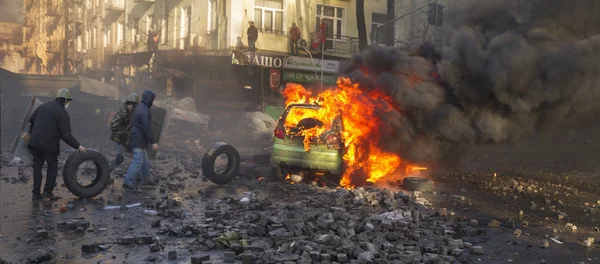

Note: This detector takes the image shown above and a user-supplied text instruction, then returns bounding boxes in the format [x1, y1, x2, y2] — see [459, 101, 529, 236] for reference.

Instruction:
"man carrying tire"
[25, 88, 87, 200]
[109, 93, 140, 174]
[123, 90, 159, 190]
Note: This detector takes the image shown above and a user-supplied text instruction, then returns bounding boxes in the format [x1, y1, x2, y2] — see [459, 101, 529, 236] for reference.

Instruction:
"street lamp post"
[300, 46, 320, 86]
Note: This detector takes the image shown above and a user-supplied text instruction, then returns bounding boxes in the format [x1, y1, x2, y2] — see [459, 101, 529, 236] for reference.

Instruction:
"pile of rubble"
[175, 183, 487, 264]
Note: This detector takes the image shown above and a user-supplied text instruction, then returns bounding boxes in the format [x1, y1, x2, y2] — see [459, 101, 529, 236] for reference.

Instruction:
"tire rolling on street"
[202, 142, 241, 185]
[403, 176, 434, 192]
[62, 149, 111, 198]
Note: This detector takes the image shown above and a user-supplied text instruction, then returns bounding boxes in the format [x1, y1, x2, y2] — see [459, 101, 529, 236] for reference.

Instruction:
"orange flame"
[282, 78, 425, 188]
[406, 165, 428, 175]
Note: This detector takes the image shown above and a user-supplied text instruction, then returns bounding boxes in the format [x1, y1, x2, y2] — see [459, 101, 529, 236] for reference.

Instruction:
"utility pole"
[373, 0, 438, 45]
[63, 0, 69, 75]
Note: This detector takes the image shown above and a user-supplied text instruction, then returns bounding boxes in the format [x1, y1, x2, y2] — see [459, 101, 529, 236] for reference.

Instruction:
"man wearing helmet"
[109, 93, 140, 173]
[25, 88, 87, 200]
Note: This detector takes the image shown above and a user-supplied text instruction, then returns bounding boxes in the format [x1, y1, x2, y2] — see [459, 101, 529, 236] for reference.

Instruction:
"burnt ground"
[0, 121, 599, 264]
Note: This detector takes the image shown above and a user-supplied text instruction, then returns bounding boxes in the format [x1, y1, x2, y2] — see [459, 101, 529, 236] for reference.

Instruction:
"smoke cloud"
[343, 0, 600, 163]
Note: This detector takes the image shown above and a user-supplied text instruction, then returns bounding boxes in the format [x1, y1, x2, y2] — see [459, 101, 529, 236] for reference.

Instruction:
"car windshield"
[284, 106, 323, 128]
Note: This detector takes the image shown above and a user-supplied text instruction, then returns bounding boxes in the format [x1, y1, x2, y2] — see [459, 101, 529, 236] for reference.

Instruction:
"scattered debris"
[103, 202, 142, 210]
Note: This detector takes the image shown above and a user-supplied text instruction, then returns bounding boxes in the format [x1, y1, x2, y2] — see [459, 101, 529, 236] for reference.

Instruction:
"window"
[131, 19, 139, 44]
[208, 0, 218, 33]
[371, 13, 387, 44]
[146, 15, 153, 32]
[179, 6, 191, 48]
[316, 4, 344, 50]
[160, 19, 166, 44]
[103, 27, 108, 48]
[92, 27, 97, 48]
[77, 35, 82, 52]
[86, 29, 90, 49]
[254, 0, 284, 34]
[117, 22, 124, 46]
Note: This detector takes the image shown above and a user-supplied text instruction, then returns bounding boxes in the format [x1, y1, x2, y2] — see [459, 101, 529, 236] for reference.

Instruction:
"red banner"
[270, 69, 281, 91]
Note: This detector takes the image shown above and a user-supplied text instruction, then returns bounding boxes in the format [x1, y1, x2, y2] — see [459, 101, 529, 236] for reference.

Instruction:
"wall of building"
[21, 0, 438, 73]
[228, 0, 387, 56]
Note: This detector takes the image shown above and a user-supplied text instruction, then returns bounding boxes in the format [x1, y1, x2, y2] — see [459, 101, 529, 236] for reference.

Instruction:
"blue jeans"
[110, 142, 126, 170]
[124, 148, 151, 185]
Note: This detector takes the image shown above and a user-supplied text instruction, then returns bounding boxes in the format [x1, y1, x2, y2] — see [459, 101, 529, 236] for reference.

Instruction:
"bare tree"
[386, 0, 395, 46]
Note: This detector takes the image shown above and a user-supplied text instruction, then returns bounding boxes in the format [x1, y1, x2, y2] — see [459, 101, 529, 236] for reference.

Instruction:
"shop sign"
[283, 56, 339, 73]
[282, 70, 337, 85]
[232, 50, 285, 68]
[270, 69, 281, 91]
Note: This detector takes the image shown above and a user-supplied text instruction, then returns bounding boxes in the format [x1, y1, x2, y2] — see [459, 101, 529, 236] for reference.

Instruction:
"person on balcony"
[289, 23, 301, 55]
[147, 30, 155, 52]
[312, 19, 327, 51]
[247, 21, 258, 51]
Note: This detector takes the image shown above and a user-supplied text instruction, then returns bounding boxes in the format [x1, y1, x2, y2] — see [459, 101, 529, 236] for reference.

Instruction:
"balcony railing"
[70, 51, 85, 61]
[46, 4, 63, 16]
[134, 0, 155, 3]
[23, 18, 36, 27]
[47, 40, 62, 53]
[0, 33, 23, 45]
[309, 33, 359, 57]
[21, 46, 37, 58]
[72, 11, 84, 23]
[105, 0, 125, 11]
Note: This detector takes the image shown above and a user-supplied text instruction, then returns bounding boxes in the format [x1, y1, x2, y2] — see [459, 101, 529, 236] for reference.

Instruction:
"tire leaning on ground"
[202, 142, 241, 185]
[62, 149, 111, 198]
[403, 177, 434, 192]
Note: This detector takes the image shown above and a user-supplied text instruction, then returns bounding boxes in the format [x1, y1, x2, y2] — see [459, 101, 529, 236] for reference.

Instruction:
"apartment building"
[73, 1, 394, 68]
[20, 0, 86, 75]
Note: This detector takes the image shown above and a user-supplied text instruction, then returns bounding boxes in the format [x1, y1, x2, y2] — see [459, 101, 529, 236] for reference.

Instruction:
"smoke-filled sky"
[343, 0, 600, 163]
[0, 0, 22, 24]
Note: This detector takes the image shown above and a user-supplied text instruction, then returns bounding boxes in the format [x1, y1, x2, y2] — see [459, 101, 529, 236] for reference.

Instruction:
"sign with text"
[270, 69, 281, 91]
[232, 50, 285, 68]
[283, 56, 339, 73]
[282, 70, 337, 85]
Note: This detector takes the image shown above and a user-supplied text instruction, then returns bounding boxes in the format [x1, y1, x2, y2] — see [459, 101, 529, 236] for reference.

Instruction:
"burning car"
[270, 103, 344, 180]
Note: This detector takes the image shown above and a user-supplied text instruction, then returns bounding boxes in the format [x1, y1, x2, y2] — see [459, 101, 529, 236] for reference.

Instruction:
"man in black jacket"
[26, 88, 87, 200]
[247, 21, 258, 51]
[123, 90, 159, 189]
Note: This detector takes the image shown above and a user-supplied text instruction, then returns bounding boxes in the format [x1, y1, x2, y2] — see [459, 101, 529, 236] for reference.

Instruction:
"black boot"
[42, 191, 61, 201]
[32, 193, 42, 200]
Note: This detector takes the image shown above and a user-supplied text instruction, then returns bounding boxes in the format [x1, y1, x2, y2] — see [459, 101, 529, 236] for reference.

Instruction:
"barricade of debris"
[185, 182, 486, 263]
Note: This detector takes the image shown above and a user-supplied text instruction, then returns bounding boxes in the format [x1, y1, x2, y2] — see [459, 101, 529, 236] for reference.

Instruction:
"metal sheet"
[78, 75, 119, 100]
[11, 96, 44, 165]
[169, 108, 210, 126]
[148, 106, 168, 160]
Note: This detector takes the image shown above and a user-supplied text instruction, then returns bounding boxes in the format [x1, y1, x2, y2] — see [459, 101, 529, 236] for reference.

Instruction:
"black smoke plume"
[342, 0, 600, 163]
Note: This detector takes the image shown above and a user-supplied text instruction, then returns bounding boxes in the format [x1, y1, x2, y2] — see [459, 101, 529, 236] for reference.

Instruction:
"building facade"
[0, 22, 25, 73]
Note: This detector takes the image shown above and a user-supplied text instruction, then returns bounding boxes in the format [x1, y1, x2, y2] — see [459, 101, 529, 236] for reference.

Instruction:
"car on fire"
[270, 104, 344, 180]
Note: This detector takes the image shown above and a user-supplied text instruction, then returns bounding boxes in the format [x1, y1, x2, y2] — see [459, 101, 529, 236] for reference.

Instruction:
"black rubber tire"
[403, 177, 433, 192]
[202, 142, 241, 185]
[62, 149, 111, 198]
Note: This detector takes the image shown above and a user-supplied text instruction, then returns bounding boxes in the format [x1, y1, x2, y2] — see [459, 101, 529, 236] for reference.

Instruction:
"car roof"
[287, 103, 322, 109]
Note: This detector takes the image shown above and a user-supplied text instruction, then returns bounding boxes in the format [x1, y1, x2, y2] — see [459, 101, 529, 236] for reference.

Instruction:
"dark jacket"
[129, 90, 155, 149]
[110, 104, 133, 144]
[247, 26, 258, 41]
[28, 99, 80, 154]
